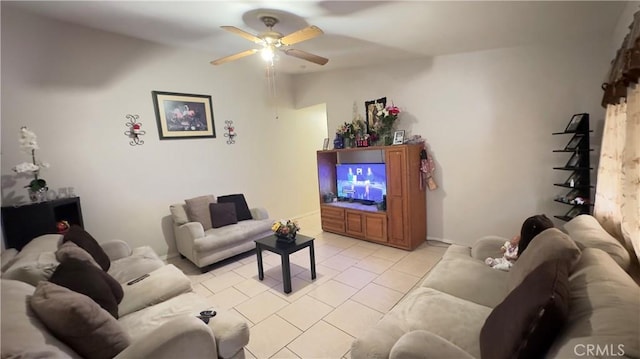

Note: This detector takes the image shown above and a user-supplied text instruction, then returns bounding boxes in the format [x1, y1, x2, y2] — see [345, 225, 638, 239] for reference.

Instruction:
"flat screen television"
[336, 163, 387, 203]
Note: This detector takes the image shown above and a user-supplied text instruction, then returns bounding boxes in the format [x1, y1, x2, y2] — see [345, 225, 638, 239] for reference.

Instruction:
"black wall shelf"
[552, 113, 592, 222]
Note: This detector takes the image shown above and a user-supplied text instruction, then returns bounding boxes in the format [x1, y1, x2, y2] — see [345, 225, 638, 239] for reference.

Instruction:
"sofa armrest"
[250, 207, 269, 220]
[176, 222, 206, 240]
[470, 236, 509, 261]
[115, 316, 217, 359]
[100, 240, 133, 261]
[390, 330, 474, 359]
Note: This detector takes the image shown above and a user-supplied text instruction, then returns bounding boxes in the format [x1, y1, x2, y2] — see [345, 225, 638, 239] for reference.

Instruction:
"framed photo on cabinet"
[392, 130, 405, 145]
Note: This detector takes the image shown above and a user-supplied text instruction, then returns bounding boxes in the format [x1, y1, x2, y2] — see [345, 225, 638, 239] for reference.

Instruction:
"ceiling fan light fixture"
[261, 46, 275, 61]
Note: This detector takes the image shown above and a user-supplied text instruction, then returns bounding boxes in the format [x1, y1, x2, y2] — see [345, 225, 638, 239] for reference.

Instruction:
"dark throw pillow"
[209, 202, 238, 228]
[480, 259, 570, 359]
[50, 258, 123, 319]
[217, 194, 253, 221]
[62, 225, 111, 271]
[30, 281, 130, 359]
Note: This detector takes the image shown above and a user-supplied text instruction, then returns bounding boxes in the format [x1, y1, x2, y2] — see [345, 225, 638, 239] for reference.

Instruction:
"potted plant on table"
[272, 219, 301, 243]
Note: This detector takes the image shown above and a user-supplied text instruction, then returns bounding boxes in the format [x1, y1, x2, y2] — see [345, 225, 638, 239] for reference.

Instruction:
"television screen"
[336, 163, 387, 202]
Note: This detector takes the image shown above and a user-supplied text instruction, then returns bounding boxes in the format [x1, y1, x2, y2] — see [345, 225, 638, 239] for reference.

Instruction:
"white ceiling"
[5, 1, 626, 74]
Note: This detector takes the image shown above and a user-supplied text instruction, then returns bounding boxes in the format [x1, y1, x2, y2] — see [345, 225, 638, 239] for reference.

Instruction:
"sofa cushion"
[217, 194, 253, 221]
[56, 241, 101, 268]
[170, 203, 189, 225]
[1, 248, 19, 272]
[508, 228, 580, 291]
[210, 202, 238, 228]
[421, 253, 509, 308]
[195, 218, 273, 252]
[63, 226, 111, 271]
[480, 259, 570, 359]
[108, 245, 165, 284]
[351, 287, 492, 359]
[1, 279, 79, 358]
[30, 281, 130, 359]
[185, 195, 216, 230]
[564, 214, 631, 271]
[118, 264, 192, 317]
[50, 258, 123, 318]
[1, 251, 58, 286]
[548, 248, 640, 357]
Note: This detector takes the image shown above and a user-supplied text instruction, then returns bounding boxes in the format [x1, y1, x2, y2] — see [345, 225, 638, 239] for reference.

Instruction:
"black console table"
[1, 197, 83, 250]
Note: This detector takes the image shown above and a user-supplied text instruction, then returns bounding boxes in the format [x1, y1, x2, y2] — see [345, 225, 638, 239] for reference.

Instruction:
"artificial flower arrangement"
[271, 219, 301, 239]
[370, 104, 401, 144]
[12, 127, 50, 197]
[336, 121, 356, 140]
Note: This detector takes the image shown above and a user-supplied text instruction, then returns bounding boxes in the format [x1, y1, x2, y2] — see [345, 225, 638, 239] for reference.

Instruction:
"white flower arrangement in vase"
[12, 127, 50, 201]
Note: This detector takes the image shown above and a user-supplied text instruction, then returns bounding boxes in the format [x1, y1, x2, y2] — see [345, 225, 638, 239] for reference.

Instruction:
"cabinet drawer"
[364, 213, 387, 243]
[321, 206, 345, 220]
[322, 219, 346, 233]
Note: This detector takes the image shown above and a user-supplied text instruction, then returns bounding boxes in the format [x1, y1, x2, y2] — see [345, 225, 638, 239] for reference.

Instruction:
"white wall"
[0, 7, 326, 257]
[293, 42, 610, 245]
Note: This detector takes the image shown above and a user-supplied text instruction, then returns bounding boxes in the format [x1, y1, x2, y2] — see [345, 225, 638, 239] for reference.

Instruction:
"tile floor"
[168, 214, 448, 359]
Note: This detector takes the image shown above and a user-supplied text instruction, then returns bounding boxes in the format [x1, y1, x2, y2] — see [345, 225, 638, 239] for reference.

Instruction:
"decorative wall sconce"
[224, 120, 236, 144]
[124, 114, 145, 146]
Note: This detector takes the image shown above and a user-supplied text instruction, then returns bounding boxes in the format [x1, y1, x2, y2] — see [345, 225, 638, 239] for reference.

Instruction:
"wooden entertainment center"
[317, 144, 426, 250]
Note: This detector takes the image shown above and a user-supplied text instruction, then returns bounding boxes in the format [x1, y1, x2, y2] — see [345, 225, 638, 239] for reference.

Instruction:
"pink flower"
[387, 106, 400, 115]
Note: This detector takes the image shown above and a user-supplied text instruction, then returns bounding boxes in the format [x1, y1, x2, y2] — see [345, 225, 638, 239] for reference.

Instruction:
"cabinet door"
[321, 206, 346, 234]
[386, 147, 408, 246]
[346, 210, 364, 238]
[364, 212, 387, 243]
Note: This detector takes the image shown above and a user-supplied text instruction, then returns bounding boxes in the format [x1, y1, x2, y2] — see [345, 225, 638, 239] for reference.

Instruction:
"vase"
[28, 187, 48, 203]
[384, 135, 393, 146]
[343, 137, 353, 148]
[275, 231, 297, 243]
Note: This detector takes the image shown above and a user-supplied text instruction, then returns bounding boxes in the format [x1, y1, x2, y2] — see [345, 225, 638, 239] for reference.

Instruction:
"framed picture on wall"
[152, 91, 216, 140]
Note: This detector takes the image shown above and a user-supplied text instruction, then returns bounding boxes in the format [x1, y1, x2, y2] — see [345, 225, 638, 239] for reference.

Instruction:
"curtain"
[598, 11, 640, 263]
[620, 86, 640, 262]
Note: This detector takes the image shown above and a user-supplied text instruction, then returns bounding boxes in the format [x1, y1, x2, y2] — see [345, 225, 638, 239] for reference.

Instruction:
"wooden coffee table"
[254, 233, 316, 293]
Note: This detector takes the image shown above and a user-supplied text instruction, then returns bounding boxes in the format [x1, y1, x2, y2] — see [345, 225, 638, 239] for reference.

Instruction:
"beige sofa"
[351, 215, 639, 358]
[1, 234, 250, 359]
[170, 202, 273, 269]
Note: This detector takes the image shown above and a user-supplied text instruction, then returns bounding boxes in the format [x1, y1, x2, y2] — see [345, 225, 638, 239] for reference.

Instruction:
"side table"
[254, 233, 316, 293]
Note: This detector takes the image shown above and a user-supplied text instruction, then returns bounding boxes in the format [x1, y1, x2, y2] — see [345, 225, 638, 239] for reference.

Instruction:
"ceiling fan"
[210, 15, 329, 66]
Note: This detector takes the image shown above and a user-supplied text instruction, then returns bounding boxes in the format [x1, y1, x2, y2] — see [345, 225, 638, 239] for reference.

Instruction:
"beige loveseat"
[351, 215, 639, 358]
[1, 234, 250, 358]
[170, 195, 273, 269]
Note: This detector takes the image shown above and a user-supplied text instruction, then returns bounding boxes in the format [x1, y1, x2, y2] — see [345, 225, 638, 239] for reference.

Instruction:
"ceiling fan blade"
[280, 25, 323, 46]
[283, 48, 329, 66]
[220, 26, 263, 44]
[210, 49, 259, 65]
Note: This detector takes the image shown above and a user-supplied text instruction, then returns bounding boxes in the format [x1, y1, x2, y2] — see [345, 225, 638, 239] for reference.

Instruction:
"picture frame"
[564, 113, 585, 132]
[566, 152, 581, 168]
[152, 91, 216, 140]
[364, 97, 386, 134]
[322, 138, 329, 150]
[564, 135, 583, 150]
[392, 130, 405, 145]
